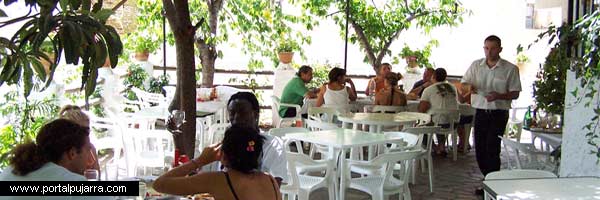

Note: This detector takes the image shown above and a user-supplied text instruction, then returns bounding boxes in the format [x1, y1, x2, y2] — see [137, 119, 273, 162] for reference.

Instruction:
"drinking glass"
[137, 182, 147, 200]
[170, 110, 185, 133]
[84, 169, 99, 181]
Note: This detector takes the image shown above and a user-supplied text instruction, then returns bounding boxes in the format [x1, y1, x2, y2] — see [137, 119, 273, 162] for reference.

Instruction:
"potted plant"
[276, 40, 299, 64]
[127, 34, 160, 62]
[397, 40, 438, 73]
[515, 52, 530, 73]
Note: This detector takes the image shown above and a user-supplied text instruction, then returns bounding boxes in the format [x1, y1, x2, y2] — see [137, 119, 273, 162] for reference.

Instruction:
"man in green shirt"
[279, 65, 317, 117]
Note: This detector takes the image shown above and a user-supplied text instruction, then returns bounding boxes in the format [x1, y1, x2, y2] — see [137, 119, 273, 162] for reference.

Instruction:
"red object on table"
[173, 149, 181, 167]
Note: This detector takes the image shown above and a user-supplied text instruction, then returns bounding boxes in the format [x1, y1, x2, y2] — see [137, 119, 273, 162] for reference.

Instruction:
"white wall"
[559, 70, 600, 177]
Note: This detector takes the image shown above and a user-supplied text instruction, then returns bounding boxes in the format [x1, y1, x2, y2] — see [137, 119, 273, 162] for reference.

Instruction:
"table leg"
[339, 149, 346, 200]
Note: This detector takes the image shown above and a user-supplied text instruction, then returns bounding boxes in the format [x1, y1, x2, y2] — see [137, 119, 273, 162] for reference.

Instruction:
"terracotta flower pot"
[134, 51, 150, 61]
[278, 52, 294, 64]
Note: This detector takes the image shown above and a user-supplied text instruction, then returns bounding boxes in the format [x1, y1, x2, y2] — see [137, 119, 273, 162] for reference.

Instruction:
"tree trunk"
[197, 0, 222, 87]
[349, 19, 379, 72]
[163, 0, 197, 157]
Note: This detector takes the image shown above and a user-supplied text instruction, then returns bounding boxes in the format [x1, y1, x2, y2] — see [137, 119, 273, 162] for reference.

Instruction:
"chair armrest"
[279, 103, 302, 117]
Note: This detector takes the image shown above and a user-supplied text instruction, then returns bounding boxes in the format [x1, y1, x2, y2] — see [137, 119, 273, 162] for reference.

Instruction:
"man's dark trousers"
[474, 109, 509, 176]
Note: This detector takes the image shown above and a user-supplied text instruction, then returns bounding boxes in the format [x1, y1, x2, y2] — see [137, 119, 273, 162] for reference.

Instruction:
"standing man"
[461, 35, 521, 195]
[279, 65, 317, 118]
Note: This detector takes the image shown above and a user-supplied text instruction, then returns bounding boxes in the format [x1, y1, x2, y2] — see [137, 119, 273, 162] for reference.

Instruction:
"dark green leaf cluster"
[0, 0, 123, 100]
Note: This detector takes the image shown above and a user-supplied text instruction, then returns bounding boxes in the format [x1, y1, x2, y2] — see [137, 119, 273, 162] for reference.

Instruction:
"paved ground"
[309, 149, 485, 200]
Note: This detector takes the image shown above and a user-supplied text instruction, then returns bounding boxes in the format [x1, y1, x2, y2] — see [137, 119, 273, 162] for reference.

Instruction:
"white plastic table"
[284, 129, 406, 200]
[527, 128, 562, 149]
[483, 177, 600, 200]
[336, 112, 426, 133]
[302, 98, 373, 114]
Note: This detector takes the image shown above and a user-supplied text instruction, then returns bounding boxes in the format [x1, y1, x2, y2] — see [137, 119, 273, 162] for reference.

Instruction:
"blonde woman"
[58, 105, 99, 177]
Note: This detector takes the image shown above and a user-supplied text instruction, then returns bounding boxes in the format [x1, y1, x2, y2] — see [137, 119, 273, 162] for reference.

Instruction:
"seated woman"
[374, 72, 407, 106]
[365, 63, 392, 96]
[316, 67, 357, 109]
[154, 125, 281, 200]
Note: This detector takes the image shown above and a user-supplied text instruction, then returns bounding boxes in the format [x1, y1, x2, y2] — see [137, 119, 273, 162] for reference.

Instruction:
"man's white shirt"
[461, 58, 522, 110]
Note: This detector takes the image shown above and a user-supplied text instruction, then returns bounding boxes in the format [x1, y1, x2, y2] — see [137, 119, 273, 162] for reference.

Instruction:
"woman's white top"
[323, 84, 350, 107]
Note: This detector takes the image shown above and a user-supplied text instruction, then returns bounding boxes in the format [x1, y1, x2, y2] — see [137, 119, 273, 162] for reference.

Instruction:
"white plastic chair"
[372, 105, 407, 113]
[346, 149, 423, 200]
[281, 151, 335, 200]
[200, 123, 230, 172]
[499, 136, 555, 171]
[269, 127, 309, 153]
[350, 132, 419, 177]
[307, 107, 338, 123]
[504, 106, 528, 142]
[402, 126, 440, 193]
[128, 129, 175, 176]
[430, 109, 461, 161]
[305, 119, 339, 159]
[88, 115, 128, 180]
[484, 169, 557, 200]
[271, 95, 302, 128]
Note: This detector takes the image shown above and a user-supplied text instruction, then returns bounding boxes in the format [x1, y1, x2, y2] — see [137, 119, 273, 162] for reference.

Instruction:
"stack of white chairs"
[198, 123, 231, 172]
[346, 149, 423, 200]
[271, 95, 302, 128]
[88, 114, 129, 180]
[499, 136, 556, 171]
[484, 169, 557, 200]
[403, 126, 440, 193]
[282, 151, 336, 200]
[127, 128, 175, 177]
[430, 109, 461, 161]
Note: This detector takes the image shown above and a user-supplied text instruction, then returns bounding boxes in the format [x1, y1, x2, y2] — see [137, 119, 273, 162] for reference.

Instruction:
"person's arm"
[153, 143, 222, 195]
[365, 79, 373, 96]
[485, 91, 520, 102]
[346, 78, 357, 101]
[315, 85, 326, 107]
[399, 92, 407, 106]
[418, 101, 431, 113]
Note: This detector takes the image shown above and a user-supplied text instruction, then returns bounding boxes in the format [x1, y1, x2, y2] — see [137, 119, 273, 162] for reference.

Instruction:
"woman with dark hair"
[374, 72, 407, 106]
[154, 125, 281, 200]
[316, 67, 357, 108]
[0, 119, 107, 200]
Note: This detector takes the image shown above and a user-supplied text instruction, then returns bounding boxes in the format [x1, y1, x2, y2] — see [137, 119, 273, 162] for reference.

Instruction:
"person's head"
[328, 67, 346, 84]
[59, 105, 90, 128]
[296, 65, 313, 83]
[432, 68, 448, 82]
[227, 92, 260, 131]
[10, 119, 91, 176]
[221, 125, 265, 174]
[484, 35, 502, 61]
[423, 68, 434, 81]
[378, 63, 392, 77]
[384, 72, 402, 88]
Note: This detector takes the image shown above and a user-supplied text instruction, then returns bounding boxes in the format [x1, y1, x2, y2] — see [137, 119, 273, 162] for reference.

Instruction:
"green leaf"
[92, 9, 113, 23]
[70, 0, 82, 10]
[92, 0, 103, 13]
[0, 9, 6, 17]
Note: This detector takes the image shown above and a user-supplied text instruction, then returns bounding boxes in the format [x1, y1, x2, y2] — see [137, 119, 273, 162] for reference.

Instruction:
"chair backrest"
[373, 105, 407, 113]
[308, 107, 338, 123]
[305, 118, 339, 131]
[129, 129, 175, 166]
[269, 127, 309, 138]
[271, 95, 282, 110]
[363, 150, 423, 185]
[383, 131, 419, 150]
[403, 126, 441, 153]
[208, 123, 231, 146]
[429, 109, 460, 133]
[285, 151, 333, 189]
[485, 169, 557, 180]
